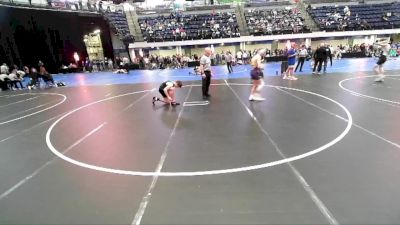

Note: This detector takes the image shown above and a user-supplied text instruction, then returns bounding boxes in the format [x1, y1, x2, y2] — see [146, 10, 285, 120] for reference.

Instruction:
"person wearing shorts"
[284, 43, 298, 80]
[249, 49, 266, 101]
[373, 39, 391, 82]
[155, 80, 183, 105]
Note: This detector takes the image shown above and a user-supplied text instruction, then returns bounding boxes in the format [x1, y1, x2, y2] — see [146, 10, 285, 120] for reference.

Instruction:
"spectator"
[246, 8, 308, 35]
[0, 73, 10, 91]
[139, 12, 239, 42]
[8, 71, 24, 89]
[1, 63, 9, 74]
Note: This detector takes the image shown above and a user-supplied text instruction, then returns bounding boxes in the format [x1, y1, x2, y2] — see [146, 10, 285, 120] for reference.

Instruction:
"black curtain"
[0, 6, 113, 73]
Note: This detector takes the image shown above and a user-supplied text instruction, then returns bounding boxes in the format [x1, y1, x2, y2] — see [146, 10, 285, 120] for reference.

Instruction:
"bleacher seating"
[138, 12, 240, 42]
[103, 10, 134, 43]
[245, 8, 310, 36]
[308, 2, 400, 31]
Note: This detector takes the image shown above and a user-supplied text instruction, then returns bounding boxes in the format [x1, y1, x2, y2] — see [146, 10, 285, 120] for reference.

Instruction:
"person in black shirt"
[324, 45, 332, 73]
[313, 43, 327, 75]
[153, 80, 183, 105]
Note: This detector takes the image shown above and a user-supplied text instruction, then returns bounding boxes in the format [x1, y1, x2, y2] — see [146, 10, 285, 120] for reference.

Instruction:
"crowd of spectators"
[332, 42, 400, 58]
[132, 48, 301, 70]
[0, 61, 57, 91]
[308, 2, 400, 31]
[77, 56, 130, 73]
[132, 41, 400, 71]
[138, 12, 240, 42]
[246, 8, 310, 35]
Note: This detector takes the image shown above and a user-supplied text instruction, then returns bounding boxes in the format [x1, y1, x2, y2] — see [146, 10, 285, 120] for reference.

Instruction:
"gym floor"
[0, 58, 400, 225]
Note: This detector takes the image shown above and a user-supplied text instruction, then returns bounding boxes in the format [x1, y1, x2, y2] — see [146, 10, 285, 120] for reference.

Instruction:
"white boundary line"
[0, 123, 105, 201]
[0, 102, 53, 122]
[0, 96, 40, 108]
[338, 75, 400, 105]
[0, 111, 69, 144]
[183, 100, 210, 106]
[131, 84, 194, 225]
[0, 93, 31, 98]
[0, 93, 67, 126]
[277, 87, 400, 151]
[46, 83, 353, 177]
[0, 90, 154, 201]
[385, 77, 400, 81]
[225, 80, 339, 225]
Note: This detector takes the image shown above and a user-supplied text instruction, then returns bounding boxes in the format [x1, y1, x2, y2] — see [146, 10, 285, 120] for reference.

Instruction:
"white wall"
[246, 43, 272, 51]
[311, 38, 349, 48]
[149, 48, 178, 56]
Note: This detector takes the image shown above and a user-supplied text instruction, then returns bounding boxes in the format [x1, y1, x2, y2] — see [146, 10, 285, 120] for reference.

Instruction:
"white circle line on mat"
[339, 74, 400, 105]
[46, 84, 352, 177]
[0, 93, 67, 125]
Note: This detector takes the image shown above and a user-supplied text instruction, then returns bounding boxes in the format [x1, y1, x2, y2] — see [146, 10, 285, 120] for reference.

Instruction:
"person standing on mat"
[313, 43, 326, 75]
[200, 47, 213, 99]
[249, 49, 266, 101]
[295, 45, 307, 73]
[226, 51, 233, 74]
[284, 43, 298, 80]
[153, 80, 183, 105]
[328, 44, 334, 66]
[373, 39, 391, 82]
[323, 45, 332, 73]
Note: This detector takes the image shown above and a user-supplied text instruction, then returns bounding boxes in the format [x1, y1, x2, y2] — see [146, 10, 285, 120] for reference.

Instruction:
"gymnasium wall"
[0, 5, 113, 73]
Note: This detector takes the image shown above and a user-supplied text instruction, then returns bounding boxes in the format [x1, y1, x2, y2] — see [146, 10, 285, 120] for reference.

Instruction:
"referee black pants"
[313, 58, 324, 72]
[202, 71, 211, 96]
[227, 62, 233, 73]
[295, 57, 305, 72]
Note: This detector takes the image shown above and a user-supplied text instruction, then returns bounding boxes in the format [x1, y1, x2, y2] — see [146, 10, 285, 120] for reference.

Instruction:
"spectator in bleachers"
[246, 8, 308, 36]
[343, 6, 351, 18]
[139, 12, 239, 42]
[309, 2, 400, 31]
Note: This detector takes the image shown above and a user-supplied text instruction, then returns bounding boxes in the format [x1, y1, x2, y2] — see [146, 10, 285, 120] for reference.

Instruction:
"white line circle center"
[46, 84, 352, 177]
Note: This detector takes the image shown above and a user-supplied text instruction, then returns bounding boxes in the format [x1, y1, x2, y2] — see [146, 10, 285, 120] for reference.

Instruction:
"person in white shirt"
[8, 72, 24, 89]
[295, 45, 308, 72]
[199, 47, 213, 99]
[373, 39, 391, 82]
[108, 58, 113, 70]
[242, 51, 248, 64]
[0, 63, 9, 74]
[236, 51, 242, 65]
